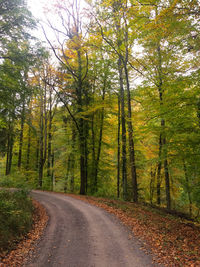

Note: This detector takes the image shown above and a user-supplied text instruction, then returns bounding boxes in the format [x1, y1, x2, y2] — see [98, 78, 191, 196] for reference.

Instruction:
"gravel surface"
[26, 190, 154, 267]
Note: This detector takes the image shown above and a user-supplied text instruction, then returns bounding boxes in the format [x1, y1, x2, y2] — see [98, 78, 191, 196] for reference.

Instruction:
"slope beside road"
[25, 190, 154, 267]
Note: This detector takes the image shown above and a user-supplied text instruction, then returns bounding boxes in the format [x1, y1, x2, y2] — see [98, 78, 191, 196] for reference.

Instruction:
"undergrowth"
[0, 189, 33, 256]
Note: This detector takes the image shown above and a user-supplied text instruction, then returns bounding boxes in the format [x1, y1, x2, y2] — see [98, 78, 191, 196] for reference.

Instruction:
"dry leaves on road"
[69, 194, 200, 267]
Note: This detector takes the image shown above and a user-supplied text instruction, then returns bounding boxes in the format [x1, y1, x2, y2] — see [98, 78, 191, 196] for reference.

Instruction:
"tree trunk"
[18, 100, 25, 169]
[164, 156, 171, 210]
[5, 122, 13, 175]
[157, 41, 171, 210]
[117, 95, 121, 198]
[5, 130, 10, 176]
[36, 139, 39, 170]
[157, 134, 162, 205]
[183, 161, 192, 216]
[51, 150, 54, 191]
[26, 125, 31, 170]
[118, 55, 127, 200]
[150, 165, 156, 204]
[47, 88, 53, 181]
[70, 126, 76, 192]
[94, 83, 105, 192]
[77, 49, 86, 195]
[91, 112, 96, 192]
[79, 119, 86, 195]
[8, 135, 14, 175]
[38, 90, 44, 188]
[124, 62, 138, 202]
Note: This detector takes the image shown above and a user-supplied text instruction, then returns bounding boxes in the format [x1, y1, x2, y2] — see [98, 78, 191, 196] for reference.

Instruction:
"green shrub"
[0, 189, 33, 254]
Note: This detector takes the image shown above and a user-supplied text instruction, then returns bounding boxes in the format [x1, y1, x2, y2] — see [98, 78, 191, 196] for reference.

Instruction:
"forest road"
[26, 190, 154, 267]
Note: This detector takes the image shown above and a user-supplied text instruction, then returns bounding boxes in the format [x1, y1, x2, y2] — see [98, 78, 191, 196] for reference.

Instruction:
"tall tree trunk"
[94, 83, 106, 192]
[157, 41, 171, 210]
[79, 118, 86, 195]
[183, 160, 192, 216]
[164, 155, 171, 210]
[43, 82, 47, 166]
[51, 150, 54, 191]
[124, 62, 138, 202]
[91, 112, 96, 192]
[77, 49, 86, 195]
[118, 55, 127, 200]
[84, 122, 88, 194]
[5, 121, 13, 175]
[5, 129, 11, 176]
[36, 139, 39, 170]
[8, 135, 13, 175]
[70, 126, 76, 192]
[26, 125, 31, 170]
[18, 100, 25, 169]
[47, 88, 53, 181]
[197, 97, 200, 126]
[150, 165, 156, 204]
[38, 91, 44, 188]
[117, 95, 121, 198]
[157, 133, 162, 205]
[123, 14, 138, 202]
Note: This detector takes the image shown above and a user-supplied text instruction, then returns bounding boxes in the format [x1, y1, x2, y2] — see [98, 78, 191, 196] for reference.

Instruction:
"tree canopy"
[0, 0, 200, 219]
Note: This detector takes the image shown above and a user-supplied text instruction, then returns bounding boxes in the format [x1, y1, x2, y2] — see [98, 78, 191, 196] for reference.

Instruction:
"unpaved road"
[27, 191, 154, 267]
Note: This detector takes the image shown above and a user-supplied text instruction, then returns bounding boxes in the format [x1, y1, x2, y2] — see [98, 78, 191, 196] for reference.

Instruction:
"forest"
[0, 0, 200, 218]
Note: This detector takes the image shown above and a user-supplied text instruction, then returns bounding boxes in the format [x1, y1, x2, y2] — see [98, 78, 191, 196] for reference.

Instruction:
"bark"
[47, 87, 53, 179]
[43, 82, 48, 166]
[164, 156, 171, 210]
[117, 95, 121, 198]
[79, 119, 86, 195]
[123, 13, 138, 202]
[124, 61, 138, 202]
[157, 134, 162, 205]
[76, 49, 87, 195]
[84, 121, 88, 194]
[91, 112, 96, 191]
[51, 151, 54, 191]
[18, 100, 25, 169]
[70, 126, 76, 192]
[5, 121, 13, 175]
[94, 82, 106, 192]
[64, 157, 71, 193]
[118, 54, 127, 200]
[5, 130, 10, 176]
[157, 41, 171, 210]
[183, 161, 192, 216]
[26, 125, 31, 170]
[150, 165, 156, 204]
[36, 139, 39, 170]
[38, 90, 44, 188]
[8, 135, 13, 175]
[197, 98, 200, 126]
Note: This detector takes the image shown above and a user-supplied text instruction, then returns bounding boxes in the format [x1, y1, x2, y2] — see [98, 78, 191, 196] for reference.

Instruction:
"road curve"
[26, 190, 154, 267]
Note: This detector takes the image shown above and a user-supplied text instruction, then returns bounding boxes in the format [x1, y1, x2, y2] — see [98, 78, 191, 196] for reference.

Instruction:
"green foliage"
[1, 0, 200, 219]
[0, 172, 35, 190]
[0, 189, 33, 254]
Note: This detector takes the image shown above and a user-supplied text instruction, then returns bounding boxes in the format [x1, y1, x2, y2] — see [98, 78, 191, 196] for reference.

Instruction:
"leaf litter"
[68, 194, 200, 267]
[0, 199, 48, 267]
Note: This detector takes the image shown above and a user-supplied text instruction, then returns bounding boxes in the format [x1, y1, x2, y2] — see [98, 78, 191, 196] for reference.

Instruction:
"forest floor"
[0, 199, 48, 267]
[68, 194, 200, 267]
[23, 191, 154, 267]
[1, 190, 200, 267]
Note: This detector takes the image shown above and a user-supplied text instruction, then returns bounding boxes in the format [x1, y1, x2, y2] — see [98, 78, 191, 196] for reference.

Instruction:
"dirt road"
[26, 191, 154, 267]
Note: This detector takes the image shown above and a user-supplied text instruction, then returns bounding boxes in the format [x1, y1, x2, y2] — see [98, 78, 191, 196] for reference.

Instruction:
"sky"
[27, 0, 47, 20]
[27, 0, 47, 41]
